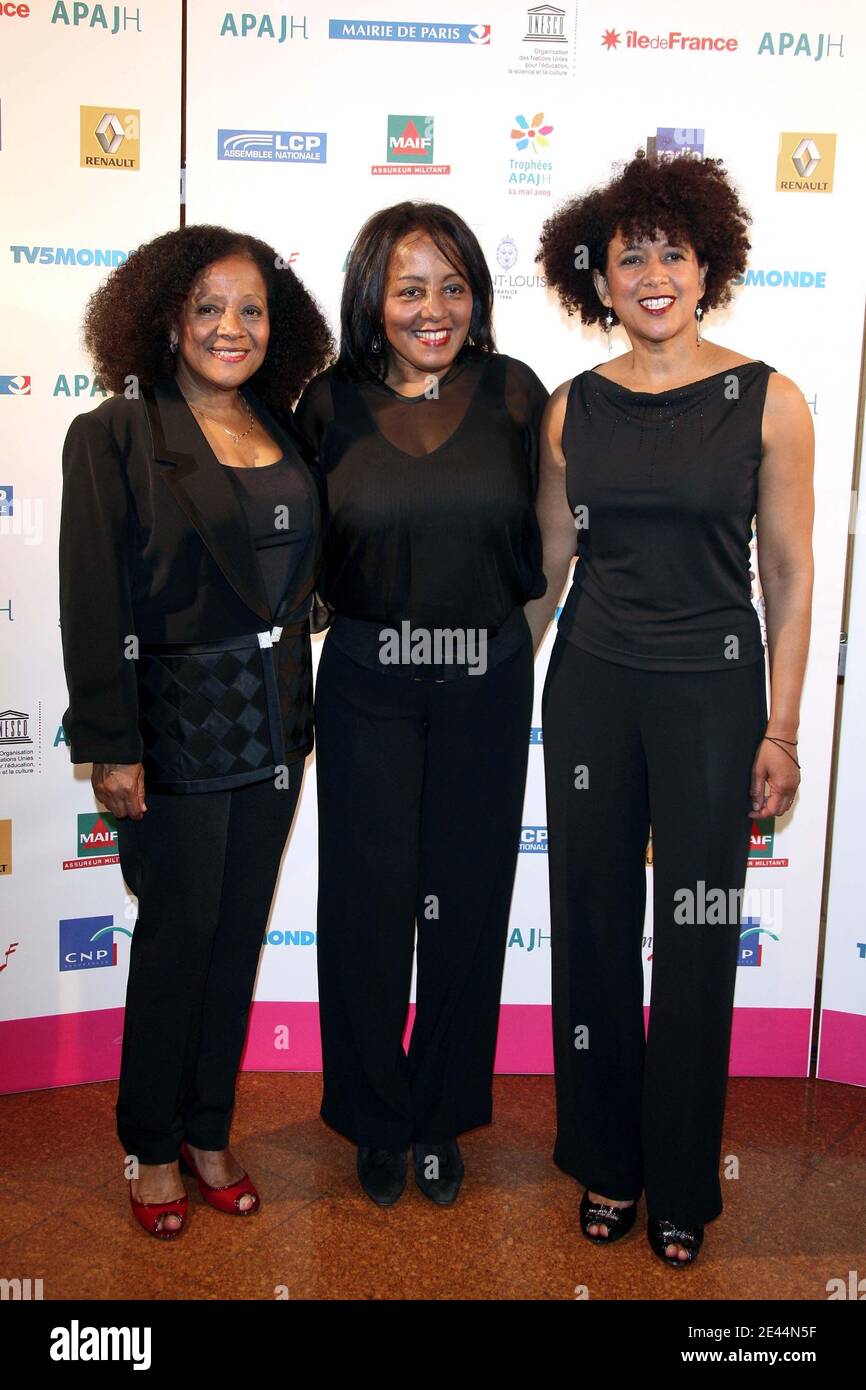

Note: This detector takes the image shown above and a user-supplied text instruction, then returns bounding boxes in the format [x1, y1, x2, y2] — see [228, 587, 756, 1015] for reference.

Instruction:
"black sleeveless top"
[296, 352, 548, 674]
[558, 361, 774, 672]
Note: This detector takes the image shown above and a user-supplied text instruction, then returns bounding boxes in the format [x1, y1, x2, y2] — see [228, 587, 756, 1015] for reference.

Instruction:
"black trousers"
[542, 638, 767, 1227]
[314, 630, 534, 1149]
[115, 766, 302, 1163]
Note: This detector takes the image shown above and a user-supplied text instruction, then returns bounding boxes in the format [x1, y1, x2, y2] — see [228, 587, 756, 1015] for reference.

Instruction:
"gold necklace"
[186, 393, 257, 445]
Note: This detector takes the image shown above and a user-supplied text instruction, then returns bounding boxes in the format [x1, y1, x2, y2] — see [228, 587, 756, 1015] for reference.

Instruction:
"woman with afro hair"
[527, 152, 814, 1266]
[59, 226, 332, 1238]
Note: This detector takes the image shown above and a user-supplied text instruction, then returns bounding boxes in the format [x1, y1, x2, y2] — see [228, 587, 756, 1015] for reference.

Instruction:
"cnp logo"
[737, 917, 780, 968]
[59, 915, 131, 971]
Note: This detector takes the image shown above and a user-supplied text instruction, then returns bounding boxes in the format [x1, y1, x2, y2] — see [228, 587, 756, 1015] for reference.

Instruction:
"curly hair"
[339, 201, 496, 383]
[537, 151, 751, 326]
[82, 224, 334, 411]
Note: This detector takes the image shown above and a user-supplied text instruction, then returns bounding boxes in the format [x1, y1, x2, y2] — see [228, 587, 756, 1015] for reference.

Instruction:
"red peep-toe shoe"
[128, 1183, 188, 1240]
[179, 1141, 260, 1216]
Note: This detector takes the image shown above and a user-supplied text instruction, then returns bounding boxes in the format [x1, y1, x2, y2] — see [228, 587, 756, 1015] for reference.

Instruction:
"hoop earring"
[695, 304, 703, 347]
[602, 309, 614, 356]
[371, 332, 382, 355]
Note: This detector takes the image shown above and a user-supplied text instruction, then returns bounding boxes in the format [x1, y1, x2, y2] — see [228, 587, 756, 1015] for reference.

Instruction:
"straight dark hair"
[338, 201, 496, 382]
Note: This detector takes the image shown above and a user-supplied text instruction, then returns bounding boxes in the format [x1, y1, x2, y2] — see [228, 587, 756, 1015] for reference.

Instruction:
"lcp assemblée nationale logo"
[218, 129, 327, 163]
[79, 107, 140, 170]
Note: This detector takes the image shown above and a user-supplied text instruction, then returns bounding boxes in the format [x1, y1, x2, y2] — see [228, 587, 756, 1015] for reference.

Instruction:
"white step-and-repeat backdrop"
[2, 0, 864, 1089]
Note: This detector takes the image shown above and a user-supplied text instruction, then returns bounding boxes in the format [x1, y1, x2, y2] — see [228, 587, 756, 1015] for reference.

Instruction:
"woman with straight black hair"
[297, 201, 548, 1205]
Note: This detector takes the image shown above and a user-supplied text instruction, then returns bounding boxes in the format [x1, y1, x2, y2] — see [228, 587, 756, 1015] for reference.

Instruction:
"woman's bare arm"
[524, 381, 577, 652]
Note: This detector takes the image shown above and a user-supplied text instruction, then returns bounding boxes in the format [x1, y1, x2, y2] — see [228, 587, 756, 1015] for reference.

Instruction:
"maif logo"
[374, 115, 450, 175]
[59, 915, 131, 971]
[748, 815, 788, 868]
[63, 812, 119, 871]
[389, 115, 432, 162]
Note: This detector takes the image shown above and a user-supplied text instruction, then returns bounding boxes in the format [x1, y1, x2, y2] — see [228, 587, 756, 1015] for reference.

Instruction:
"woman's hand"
[91, 762, 147, 820]
[748, 739, 800, 820]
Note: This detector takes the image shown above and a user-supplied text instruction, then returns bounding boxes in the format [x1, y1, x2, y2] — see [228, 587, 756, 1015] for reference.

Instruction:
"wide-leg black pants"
[314, 630, 534, 1149]
[542, 638, 767, 1227]
[114, 765, 302, 1163]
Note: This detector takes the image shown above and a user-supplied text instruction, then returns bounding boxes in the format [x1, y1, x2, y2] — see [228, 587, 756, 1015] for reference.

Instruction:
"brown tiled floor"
[1, 1074, 863, 1300]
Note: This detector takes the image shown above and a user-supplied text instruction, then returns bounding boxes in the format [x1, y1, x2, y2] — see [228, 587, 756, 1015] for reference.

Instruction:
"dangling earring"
[371, 332, 382, 355]
[603, 309, 614, 356]
[169, 331, 178, 355]
[695, 304, 703, 347]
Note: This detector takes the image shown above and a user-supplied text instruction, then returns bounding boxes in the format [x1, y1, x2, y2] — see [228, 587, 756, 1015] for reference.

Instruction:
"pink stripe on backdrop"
[816, 1010, 866, 1087]
[0, 1004, 813, 1093]
[0, 1007, 125, 1093]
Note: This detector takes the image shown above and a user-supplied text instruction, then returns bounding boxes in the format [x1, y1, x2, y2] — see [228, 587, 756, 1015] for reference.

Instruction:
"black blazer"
[59, 376, 324, 784]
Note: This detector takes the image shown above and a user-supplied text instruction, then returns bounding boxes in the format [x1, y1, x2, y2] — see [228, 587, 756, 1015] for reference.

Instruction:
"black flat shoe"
[412, 1139, 465, 1205]
[579, 1188, 638, 1244]
[647, 1217, 704, 1268]
[356, 1147, 407, 1206]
